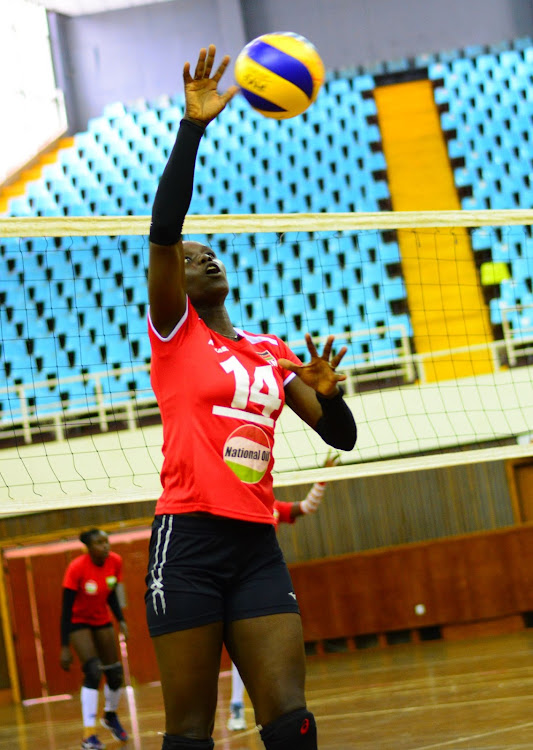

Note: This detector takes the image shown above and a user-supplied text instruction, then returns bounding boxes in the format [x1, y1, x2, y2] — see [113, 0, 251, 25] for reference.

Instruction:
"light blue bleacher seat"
[103, 101, 127, 120]
[102, 334, 135, 366]
[130, 368, 153, 397]
[31, 193, 63, 217]
[31, 386, 63, 413]
[414, 52, 437, 68]
[450, 58, 475, 78]
[475, 54, 497, 73]
[7, 196, 33, 216]
[382, 277, 406, 302]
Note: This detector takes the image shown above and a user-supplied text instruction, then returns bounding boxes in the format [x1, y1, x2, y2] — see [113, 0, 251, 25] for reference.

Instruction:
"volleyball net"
[0, 210, 532, 516]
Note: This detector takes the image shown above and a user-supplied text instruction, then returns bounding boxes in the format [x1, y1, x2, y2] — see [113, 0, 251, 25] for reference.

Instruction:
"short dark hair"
[79, 528, 104, 547]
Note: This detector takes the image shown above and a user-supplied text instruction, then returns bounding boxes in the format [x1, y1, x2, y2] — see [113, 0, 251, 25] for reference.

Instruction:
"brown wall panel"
[291, 525, 533, 641]
[30, 553, 82, 696]
[276, 459, 515, 563]
[5, 558, 41, 699]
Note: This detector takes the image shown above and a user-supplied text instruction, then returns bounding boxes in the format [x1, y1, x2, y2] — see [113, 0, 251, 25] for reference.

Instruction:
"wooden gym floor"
[1, 631, 533, 749]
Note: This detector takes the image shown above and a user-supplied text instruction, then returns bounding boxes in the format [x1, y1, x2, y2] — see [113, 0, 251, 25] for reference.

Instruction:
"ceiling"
[26, 0, 173, 16]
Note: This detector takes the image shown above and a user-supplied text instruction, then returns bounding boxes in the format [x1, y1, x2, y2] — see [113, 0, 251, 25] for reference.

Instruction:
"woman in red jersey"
[60, 528, 129, 750]
[146, 45, 357, 750]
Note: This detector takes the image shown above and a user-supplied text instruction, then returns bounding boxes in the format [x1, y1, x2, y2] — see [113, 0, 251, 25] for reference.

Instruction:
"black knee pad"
[82, 657, 102, 690]
[260, 708, 317, 749]
[161, 736, 214, 750]
[102, 661, 123, 690]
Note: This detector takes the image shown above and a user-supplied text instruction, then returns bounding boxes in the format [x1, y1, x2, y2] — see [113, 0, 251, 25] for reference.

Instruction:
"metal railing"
[0, 315, 532, 445]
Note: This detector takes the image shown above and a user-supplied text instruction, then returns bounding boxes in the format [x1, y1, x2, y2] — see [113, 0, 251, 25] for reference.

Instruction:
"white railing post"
[15, 385, 32, 444]
[93, 376, 108, 432]
[501, 309, 517, 366]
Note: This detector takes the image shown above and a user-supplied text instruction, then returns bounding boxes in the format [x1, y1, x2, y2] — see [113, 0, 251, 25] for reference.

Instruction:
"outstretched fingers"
[306, 333, 346, 368]
[212, 53, 231, 83]
[202, 44, 217, 79]
[319, 335, 335, 361]
[184, 46, 236, 101]
[182, 60, 193, 85]
[304, 332, 319, 359]
[193, 46, 209, 79]
[330, 345, 348, 369]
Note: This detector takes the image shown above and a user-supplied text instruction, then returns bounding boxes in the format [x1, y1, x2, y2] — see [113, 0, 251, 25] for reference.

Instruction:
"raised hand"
[278, 333, 348, 397]
[183, 45, 239, 125]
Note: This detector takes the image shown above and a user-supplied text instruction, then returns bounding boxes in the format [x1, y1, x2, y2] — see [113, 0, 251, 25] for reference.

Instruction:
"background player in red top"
[228, 454, 339, 731]
[146, 45, 357, 750]
[60, 528, 129, 750]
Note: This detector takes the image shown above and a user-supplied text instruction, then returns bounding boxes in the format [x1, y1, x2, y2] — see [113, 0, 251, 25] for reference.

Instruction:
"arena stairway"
[0, 137, 75, 215]
[374, 79, 495, 382]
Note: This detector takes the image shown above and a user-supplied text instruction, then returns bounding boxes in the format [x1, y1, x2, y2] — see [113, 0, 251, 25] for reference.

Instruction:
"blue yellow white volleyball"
[235, 32, 325, 120]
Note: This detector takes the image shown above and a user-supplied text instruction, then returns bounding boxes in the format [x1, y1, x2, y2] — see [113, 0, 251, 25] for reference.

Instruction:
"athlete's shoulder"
[237, 329, 287, 349]
[68, 552, 88, 571]
[108, 551, 122, 565]
[63, 552, 87, 585]
[148, 297, 201, 344]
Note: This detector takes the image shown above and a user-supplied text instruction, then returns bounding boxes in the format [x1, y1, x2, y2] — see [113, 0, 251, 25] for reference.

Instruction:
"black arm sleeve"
[107, 589, 124, 624]
[60, 588, 76, 647]
[149, 118, 206, 246]
[314, 386, 357, 451]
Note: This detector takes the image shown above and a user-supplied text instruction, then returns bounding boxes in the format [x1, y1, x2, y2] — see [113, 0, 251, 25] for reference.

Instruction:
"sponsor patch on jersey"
[106, 575, 117, 589]
[257, 349, 277, 366]
[85, 580, 98, 595]
[223, 424, 271, 483]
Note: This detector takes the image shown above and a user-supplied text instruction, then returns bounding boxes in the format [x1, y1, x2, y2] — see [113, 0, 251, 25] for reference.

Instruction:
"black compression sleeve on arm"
[149, 118, 206, 246]
[314, 386, 357, 451]
[107, 589, 124, 624]
[60, 588, 76, 646]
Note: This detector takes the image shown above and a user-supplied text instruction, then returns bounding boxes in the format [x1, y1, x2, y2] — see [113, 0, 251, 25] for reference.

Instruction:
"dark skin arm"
[281, 333, 348, 429]
[148, 46, 238, 337]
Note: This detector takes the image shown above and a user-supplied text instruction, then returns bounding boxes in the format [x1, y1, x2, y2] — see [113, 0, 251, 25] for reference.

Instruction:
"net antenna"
[0, 210, 532, 517]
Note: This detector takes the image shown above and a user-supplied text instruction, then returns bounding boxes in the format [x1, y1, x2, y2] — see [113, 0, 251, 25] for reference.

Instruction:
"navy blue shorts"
[145, 514, 300, 637]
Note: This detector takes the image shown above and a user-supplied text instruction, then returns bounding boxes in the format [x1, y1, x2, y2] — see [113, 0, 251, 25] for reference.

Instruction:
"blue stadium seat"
[7, 196, 33, 216]
[382, 277, 406, 302]
[30, 193, 63, 217]
[103, 101, 127, 120]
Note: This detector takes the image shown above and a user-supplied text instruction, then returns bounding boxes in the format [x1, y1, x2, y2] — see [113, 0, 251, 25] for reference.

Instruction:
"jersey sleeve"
[273, 500, 296, 524]
[62, 557, 81, 591]
[148, 296, 198, 350]
[276, 338, 304, 386]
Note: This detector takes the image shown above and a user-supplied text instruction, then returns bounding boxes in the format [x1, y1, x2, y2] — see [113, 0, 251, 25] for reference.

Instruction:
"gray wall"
[50, 0, 533, 132]
[50, 0, 246, 132]
[242, 0, 533, 69]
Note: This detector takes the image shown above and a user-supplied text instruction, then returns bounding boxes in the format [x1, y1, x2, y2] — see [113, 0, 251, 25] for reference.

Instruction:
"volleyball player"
[228, 454, 339, 731]
[146, 45, 357, 750]
[60, 528, 129, 750]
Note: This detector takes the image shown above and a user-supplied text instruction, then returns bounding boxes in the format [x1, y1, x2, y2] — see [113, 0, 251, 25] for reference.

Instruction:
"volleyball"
[234, 32, 325, 120]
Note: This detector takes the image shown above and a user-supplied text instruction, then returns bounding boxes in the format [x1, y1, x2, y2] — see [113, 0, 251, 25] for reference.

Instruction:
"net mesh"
[0, 210, 532, 516]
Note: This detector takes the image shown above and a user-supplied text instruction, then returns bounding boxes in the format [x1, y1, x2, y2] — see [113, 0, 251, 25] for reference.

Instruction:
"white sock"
[230, 662, 245, 706]
[81, 686, 99, 730]
[104, 683, 123, 712]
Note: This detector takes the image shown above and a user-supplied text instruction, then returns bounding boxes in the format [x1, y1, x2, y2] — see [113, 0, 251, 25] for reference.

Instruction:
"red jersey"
[148, 299, 302, 523]
[62, 552, 122, 626]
